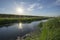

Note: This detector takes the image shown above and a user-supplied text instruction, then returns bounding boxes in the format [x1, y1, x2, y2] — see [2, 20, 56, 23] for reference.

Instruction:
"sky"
[0, 0, 60, 16]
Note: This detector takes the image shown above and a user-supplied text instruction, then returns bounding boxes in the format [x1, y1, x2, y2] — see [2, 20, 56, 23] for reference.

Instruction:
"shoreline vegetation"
[0, 16, 50, 26]
[24, 17, 60, 40]
[0, 14, 52, 22]
[0, 17, 50, 24]
[0, 14, 51, 27]
[0, 14, 53, 25]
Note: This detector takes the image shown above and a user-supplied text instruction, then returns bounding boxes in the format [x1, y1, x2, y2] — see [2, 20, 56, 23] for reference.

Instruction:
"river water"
[0, 20, 46, 40]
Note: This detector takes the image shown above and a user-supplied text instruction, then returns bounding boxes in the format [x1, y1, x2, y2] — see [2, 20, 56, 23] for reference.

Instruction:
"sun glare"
[16, 7, 24, 14]
[18, 23, 23, 29]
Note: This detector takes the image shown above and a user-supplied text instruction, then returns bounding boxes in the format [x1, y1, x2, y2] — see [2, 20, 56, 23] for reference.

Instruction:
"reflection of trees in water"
[0, 23, 14, 27]
[0, 21, 34, 28]
[0, 20, 39, 40]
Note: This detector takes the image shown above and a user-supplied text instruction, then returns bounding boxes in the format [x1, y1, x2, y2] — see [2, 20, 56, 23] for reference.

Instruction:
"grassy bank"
[0, 17, 49, 24]
[24, 17, 60, 40]
[40, 17, 60, 40]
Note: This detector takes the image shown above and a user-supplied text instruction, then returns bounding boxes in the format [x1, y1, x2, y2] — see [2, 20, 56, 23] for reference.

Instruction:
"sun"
[16, 7, 24, 14]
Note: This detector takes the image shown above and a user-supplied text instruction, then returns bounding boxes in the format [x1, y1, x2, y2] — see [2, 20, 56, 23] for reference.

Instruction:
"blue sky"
[0, 0, 60, 16]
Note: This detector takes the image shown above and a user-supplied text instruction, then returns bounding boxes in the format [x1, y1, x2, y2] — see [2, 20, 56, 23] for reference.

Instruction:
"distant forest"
[0, 14, 41, 18]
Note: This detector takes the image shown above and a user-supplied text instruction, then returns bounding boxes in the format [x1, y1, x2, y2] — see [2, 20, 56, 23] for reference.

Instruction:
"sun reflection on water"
[18, 23, 23, 29]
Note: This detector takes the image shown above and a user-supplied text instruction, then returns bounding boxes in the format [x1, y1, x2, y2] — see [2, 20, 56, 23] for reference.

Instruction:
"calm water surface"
[0, 20, 46, 40]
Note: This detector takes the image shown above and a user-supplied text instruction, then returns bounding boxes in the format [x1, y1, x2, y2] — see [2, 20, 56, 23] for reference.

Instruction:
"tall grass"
[40, 17, 60, 40]
[24, 17, 60, 40]
[0, 17, 49, 23]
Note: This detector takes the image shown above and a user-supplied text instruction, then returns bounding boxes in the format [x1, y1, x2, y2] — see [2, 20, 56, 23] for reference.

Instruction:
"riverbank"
[24, 17, 60, 40]
[0, 17, 49, 24]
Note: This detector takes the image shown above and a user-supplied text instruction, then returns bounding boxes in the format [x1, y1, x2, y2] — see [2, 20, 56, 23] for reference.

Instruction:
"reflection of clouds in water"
[0, 21, 41, 40]
[18, 23, 23, 29]
[16, 36, 24, 40]
[16, 36, 20, 40]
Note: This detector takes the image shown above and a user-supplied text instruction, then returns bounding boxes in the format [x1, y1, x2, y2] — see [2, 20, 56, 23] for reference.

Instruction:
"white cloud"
[38, 6, 43, 9]
[43, 0, 60, 8]
[27, 4, 36, 11]
[0, 8, 6, 11]
[19, 2, 26, 7]
[38, 0, 41, 1]
[14, 0, 43, 11]
[27, 3, 42, 11]
[14, 1, 25, 7]
[55, 0, 60, 5]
